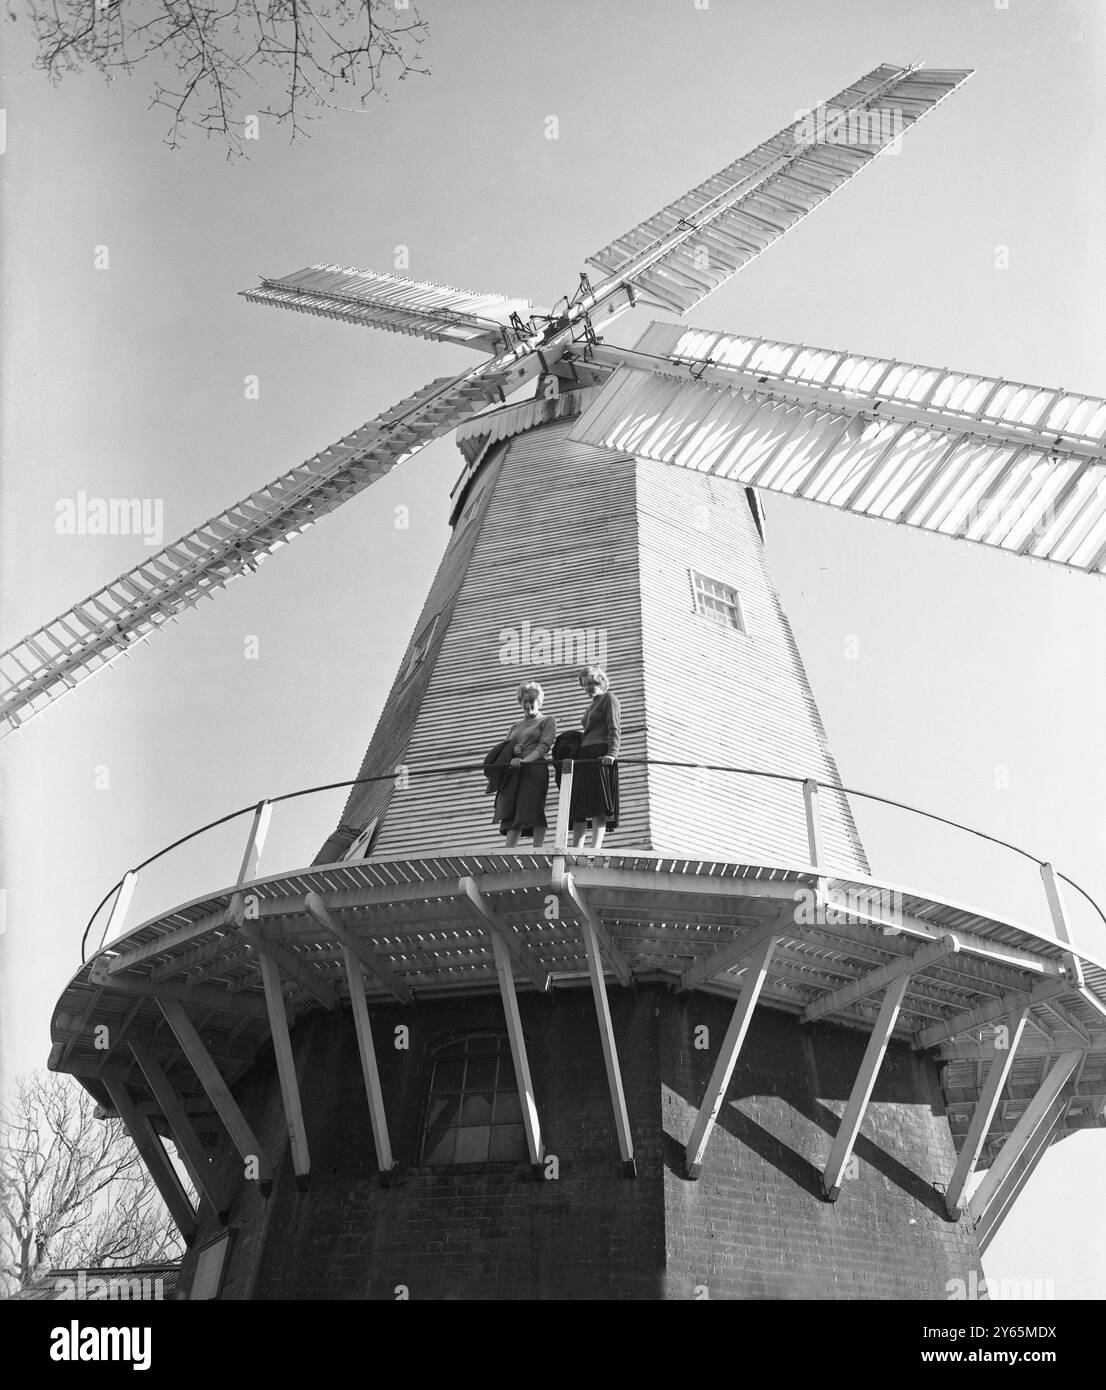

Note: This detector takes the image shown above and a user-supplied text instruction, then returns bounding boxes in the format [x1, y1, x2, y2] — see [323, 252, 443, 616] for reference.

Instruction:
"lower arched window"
[421, 1034, 528, 1165]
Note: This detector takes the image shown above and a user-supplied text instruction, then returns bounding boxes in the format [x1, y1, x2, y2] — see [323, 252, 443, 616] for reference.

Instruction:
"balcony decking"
[52, 848, 1106, 1176]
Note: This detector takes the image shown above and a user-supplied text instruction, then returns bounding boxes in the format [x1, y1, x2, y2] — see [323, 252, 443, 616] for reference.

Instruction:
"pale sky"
[2, 0, 1105, 1296]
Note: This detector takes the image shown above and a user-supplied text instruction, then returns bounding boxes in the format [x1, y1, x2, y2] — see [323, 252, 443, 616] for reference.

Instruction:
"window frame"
[688, 568, 747, 633]
[418, 1031, 529, 1169]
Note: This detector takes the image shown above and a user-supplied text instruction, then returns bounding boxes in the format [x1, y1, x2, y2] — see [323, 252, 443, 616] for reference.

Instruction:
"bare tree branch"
[0, 1072, 185, 1297]
[24, 0, 430, 155]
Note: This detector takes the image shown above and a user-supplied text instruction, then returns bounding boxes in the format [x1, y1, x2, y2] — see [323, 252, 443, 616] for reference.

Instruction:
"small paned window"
[689, 569, 746, 632]
[401, 613, 439, 683]
[421, 1035, 527, 1165]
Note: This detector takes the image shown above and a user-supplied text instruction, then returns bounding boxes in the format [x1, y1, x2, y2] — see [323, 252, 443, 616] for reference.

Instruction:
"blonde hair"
[578, 666, 609, 692]
[517, 681, 544, 706]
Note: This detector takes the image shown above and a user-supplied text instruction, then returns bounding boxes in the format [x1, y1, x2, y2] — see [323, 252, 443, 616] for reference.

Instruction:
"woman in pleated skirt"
[570, 665, 620, 851]
[495, 681, 557, 847]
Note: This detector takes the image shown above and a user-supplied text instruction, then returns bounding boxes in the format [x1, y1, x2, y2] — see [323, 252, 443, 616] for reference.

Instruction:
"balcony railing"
[80, 759, 1106, 968]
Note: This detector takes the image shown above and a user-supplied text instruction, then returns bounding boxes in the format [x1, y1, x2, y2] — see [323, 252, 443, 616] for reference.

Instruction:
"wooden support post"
[975, 1102, 1067, 1254]
[580, 914, 635, 1176]
[1040, 862, 1073, 943]
[255, 950, 311, 1190]
[237, 800, 273, 884]
[551, 760, 573, 885]
[129, 1040, 230, 1217]
[338, 943, 395, 1179]
[1040, 862, 1085, 987]
[803, 779, 824, 871]
[967, 1050, 1083, 1230]
[157, 997, 274, 1192]
[98, 870, 139, 952]
[686, 935, 777, 1179]
[944, 1006, 1029, 1218]
[103, 1079, 197, 1242]
[488, 931, 544, 1169]
[823, 972, 912, 1200]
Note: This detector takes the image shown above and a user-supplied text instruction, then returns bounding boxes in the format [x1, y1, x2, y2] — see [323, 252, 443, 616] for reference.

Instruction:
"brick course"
[178, 984, 983, 1300]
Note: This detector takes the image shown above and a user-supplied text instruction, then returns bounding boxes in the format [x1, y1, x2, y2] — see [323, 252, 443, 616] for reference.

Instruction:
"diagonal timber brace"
[802, 934, 959, 1024]
[230, 894, 338, 1009]
[157, 997, 274, 1193]
[679, 919, 783, 994]
[303, 891, 412, 1004]
[458, 877, 550, 993]
[103, 1078, 197, 1242]
[944, 1006, 1030, 1218]
[561, 875, 632, 986]
[337, 940, 396, 1178]
[129, 1039, 231, 1218]
[685, 935, 778, 1179]
[914, 977, 1071, 1051]
[973, 1100, 1068, 1254]
[303, 890, 399, 1175]
[967, 1049, 1083, 1237]
[579, 912, 635, 1176]
[822, 973, 912, 1200]
[488, 930, 544, 1170]
[89, 958, 271, 1019]
[254, 949, 311, 1189]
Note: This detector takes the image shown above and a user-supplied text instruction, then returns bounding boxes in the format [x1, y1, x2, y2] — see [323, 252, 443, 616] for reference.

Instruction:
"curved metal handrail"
[79, 759, 1106, 962]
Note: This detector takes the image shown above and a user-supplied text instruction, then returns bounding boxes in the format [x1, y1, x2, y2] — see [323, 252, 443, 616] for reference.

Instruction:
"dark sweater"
[580, 691, 621, 759]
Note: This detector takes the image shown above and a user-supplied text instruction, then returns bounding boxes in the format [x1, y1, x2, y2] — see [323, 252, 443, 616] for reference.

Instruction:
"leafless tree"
[24, 0, 430, 153]
[0, 1071, 183, 1297]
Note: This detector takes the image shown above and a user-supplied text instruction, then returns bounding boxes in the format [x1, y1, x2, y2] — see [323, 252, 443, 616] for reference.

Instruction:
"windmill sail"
[0, 62, 1013, 742]
[243, 266, 541, 352]
[572, 322, 1106, 575]
[590, 64, 973, 313]
[0, 369, 510, 738]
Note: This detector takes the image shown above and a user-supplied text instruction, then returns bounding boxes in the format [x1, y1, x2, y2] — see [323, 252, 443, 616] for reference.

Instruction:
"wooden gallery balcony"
[49, 761, 1106, 1253]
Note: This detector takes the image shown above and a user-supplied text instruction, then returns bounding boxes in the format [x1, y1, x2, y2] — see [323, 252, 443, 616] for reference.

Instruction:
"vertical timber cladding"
[635, 455, 869, 872]
[367, 415, 651, 857]
[315, 440, 511, 863]
[323, 403, 871, 862]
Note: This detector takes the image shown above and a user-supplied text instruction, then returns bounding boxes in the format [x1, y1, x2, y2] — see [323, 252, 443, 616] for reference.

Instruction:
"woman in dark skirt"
[496, 681, 557, 848]
[570, 665, 620, 851]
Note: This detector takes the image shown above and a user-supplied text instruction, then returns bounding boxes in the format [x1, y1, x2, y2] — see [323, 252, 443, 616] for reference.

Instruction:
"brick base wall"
[178, 984, 982, 1300]
[658, 995, 984, 1298]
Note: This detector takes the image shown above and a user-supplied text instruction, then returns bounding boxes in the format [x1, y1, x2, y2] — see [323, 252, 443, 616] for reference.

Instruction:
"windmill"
[29, 63, 1106, 1300]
